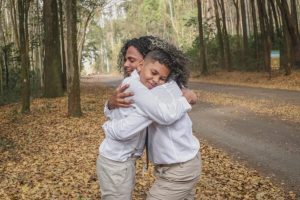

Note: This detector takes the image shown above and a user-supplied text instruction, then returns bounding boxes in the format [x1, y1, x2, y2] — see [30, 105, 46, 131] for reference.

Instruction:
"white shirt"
[100, 70, 191, 162]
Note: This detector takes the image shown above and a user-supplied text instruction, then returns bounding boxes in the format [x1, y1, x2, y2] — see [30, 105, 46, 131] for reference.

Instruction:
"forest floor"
[190, 70, 300, 91]
[0, 70, 299, 199]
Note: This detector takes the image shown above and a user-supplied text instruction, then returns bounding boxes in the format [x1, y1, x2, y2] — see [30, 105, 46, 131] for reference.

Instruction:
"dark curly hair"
[117, 36, 190, 88]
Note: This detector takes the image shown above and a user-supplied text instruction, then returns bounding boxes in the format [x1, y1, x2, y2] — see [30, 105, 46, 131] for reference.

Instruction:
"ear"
[137, 60, 144, 72]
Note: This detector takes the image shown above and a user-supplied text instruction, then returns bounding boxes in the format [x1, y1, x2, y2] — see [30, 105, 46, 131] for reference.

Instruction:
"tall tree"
[213, 0, 225, 69]
[290, 0, 299, 37]
[232, 0, 241, 67]
[219, 0, 232, 71]
[43, 0, 63, 97]
[240, 0, 249, 67]
[18, 0, 31, 113]
[58, 0, 67, 91]
[0, 0, 3, 96]
[250, 0, 260, 71]
[66, 0, 82, 117]
[257, 0, 271, 76]
[197, 0, 208, 75]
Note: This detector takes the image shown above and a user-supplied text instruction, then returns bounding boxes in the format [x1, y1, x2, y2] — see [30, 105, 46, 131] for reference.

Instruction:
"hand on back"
[182, 88, 197, 105]
[107, 84, 134, 109]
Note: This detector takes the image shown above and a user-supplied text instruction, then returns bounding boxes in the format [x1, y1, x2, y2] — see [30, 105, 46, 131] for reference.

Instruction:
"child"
[97, 49, 194, 200]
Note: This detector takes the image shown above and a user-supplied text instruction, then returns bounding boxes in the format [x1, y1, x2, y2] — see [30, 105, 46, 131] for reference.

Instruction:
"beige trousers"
[96, 155, 136, 200]
[147, 152, 201, 200]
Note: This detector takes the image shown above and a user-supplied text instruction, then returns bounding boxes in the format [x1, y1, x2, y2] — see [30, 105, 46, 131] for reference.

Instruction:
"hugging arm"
[129, 79, 191, 125]
[102, 111, 151, 141]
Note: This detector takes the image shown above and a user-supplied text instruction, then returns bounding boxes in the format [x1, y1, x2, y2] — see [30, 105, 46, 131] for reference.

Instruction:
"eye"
[160, 77, 167, 82]
[151, 70, 158, 75]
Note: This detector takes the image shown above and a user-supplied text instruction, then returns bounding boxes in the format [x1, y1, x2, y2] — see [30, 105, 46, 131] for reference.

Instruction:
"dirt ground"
[0, 78, 298, 199]
[190, 70, 300, 91]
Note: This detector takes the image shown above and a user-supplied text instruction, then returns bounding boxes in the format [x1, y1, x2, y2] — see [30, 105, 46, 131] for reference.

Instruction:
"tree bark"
[213, 0, 224, 68]
[0, 0, 3, 96]
[197, 0, 208, 75]
[257, 0, 272, 76]
[250, 0, 260, 71]
[43, 0, 63, 98]
[232, 0, 241, 67]
[66, 0, 82, 117]
[219, 0, 232, 71]
[18, 0, 30, 113]
[277, 0, 300, 70]
[290, 0, 299, 37]
[9, 0, 20, 49]
[240, 0, 249, 67]
[58, 0, 67, 91]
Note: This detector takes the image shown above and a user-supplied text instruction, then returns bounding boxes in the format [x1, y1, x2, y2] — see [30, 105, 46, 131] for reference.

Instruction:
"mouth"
[147, 82, 156, 89]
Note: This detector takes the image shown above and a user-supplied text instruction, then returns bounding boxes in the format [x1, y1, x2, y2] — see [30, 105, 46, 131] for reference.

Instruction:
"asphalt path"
[83, 75, 300, 195]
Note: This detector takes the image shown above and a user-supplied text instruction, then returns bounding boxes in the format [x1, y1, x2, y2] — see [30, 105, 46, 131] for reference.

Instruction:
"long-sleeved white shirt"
[100, 70, 192, 162]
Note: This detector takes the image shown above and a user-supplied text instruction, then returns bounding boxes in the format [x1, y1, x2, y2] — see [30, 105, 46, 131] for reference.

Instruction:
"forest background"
[0, 0, 299, 199]
[0, 0, 300, 111]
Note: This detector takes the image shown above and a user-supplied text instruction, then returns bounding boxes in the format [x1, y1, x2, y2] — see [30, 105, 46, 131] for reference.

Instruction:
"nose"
[124, 60, 130, 68]
[153, 76, 159, 84]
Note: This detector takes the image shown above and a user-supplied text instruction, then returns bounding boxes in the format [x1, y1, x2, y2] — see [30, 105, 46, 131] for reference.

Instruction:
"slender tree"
[213, 0, 225, 68]
[197, 0, 208, 75]
[18, 0, 31, 113]
[250, 0, 260, 71]
[257, 0, 272, 77]
[43, 0, 64, 97]
[66, 0, 82, 117]
[240, 0, 249, 67]
[0, 0, 3, 96]
[219, 0, 232, 71]
[58, 0, 67, 91]
[232, 0, 241, 67]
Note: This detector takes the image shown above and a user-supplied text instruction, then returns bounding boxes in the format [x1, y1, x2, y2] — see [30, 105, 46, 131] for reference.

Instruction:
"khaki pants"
[147, 152, 201, 200]
[96, 155, 136, 200]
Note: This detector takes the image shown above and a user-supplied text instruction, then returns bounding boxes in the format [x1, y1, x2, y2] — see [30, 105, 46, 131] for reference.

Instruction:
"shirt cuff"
[104, 101, 112, 118]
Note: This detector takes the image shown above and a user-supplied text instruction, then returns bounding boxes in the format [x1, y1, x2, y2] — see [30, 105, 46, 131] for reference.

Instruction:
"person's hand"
[107, 84, 134, 110]
[182, 88, 197, 105]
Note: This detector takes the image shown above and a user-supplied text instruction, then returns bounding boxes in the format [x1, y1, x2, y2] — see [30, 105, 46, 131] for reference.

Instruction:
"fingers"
[117, 99, 134, 108]
[118, 84, 130, 93]
[118, 91, 134, 98]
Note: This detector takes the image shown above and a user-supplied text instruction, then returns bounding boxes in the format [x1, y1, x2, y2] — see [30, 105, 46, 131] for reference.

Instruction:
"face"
[123, 46, 144, 76]
[139, 60, 170, 89]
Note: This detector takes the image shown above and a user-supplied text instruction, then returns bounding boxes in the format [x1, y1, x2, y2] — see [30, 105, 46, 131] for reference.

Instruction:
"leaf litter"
[0, 86, 297, 199]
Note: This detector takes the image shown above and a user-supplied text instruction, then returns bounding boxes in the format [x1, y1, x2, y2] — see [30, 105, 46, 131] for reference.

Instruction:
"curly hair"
[117, 36, 190, 88]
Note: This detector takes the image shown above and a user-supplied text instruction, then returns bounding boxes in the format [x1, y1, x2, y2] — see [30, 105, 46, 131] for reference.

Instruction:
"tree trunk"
[66, 0, 82, 117]
[267, 1, 275, 42]
[58, 0, 67, 91]
[0, 0, 3, 96]
[276, 0, 294, 75]
[269, 0, 280, 36]
[197, 0, 208, 75]
[18, 0, 30, 113]
[291, 0, 299, 37]
[232, 0, 241, 67]
[219, 0, 232, 71]
[250, 0, 260, 71]
[77, 11, 94, 72]
[277, 0, 300, 70]
[257, 0, 271, 77]
[240, 0, 249, 67]
[43, 0, 63, 98]
[213, 0, 224, 68]
[9, 0, 20, 49]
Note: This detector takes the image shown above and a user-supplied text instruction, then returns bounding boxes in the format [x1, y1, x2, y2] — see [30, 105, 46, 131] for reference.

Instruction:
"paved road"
[83, 75, 300, 194]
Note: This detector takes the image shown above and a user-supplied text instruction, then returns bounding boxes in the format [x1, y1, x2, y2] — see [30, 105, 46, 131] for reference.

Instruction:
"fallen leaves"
[0, 85, 297, 199]
[190, 70, 300, 91]
[195, 90, 300, 123]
